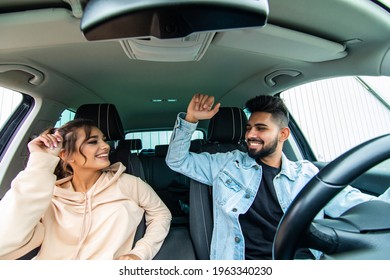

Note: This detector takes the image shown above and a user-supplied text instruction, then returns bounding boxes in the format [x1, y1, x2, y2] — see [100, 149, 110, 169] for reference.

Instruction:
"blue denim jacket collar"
[280, 153, 298, 182]
[242, 152, 296, 181]
[241, 153, 257, 169]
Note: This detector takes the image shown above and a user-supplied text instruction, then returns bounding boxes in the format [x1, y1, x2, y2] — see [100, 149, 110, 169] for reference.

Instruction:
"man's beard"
[247, 136, 278, 160]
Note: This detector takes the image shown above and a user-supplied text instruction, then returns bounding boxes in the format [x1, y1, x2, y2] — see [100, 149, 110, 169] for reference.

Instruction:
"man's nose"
[246, 127, 255, 138]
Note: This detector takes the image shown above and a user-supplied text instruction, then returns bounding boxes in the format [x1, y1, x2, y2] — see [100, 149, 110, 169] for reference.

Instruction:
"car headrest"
[207, 107, 247, 143]
[154, 144, 169, 157]
[190, 139, 206, 152]
[74, 103, 125, 140]
[117, 139, 142, 151]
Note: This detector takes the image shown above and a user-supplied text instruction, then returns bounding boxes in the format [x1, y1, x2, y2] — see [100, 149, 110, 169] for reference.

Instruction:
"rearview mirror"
[80, 0, 269, 40]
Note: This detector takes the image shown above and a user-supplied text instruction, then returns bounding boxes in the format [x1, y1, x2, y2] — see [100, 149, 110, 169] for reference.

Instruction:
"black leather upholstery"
[136, 143, 196, 259]
[190, 107, 248, 259]
[117, 138, 142, 151]
[153, 226, 196, 260]
[140, 144, 190, 224]
[115, 139, 145, 180]
[207, 107, 247, 143]
[199, 107, 248, 154]
[74, 103, 125, 140]
[155, 144, 169, 157]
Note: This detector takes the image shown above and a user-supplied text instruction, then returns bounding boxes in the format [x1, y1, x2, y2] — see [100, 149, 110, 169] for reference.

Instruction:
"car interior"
[0, 0, 390, 260]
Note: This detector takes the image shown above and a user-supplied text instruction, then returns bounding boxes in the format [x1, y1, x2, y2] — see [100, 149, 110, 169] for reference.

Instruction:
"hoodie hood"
[51, 162, 128, 259]
[54, 162, 126, 200]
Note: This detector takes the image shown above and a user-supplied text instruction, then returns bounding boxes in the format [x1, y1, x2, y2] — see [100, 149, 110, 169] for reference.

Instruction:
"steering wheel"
[273, 133, 390, 260]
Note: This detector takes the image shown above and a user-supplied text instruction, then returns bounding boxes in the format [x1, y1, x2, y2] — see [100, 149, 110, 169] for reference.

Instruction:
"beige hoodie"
[0, 152, 171, 260]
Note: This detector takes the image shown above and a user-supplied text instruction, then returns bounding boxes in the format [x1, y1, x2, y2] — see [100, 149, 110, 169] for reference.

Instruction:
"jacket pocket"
[215, 171, 242, 205]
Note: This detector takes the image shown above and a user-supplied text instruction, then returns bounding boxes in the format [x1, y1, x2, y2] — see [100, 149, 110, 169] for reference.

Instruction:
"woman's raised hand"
[27, 130, 63, 156]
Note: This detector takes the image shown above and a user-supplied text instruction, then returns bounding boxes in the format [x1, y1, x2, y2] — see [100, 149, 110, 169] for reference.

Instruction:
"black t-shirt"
[239, 160, 283, 260]
[239, 160, 315, 260]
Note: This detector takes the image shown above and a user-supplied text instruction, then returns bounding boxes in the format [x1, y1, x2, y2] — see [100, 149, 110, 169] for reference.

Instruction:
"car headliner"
[0, 0, 389, 132]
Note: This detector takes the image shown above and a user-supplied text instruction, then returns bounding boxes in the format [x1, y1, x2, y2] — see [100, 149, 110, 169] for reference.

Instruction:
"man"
[166, 93, 375, 260]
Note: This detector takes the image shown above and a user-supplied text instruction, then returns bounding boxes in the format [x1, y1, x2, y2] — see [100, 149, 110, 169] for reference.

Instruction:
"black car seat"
[74, 103, 125, 140]
[189, 107, 248, 259]
[145, 144, 191, 224]
[75, 104, 195, 260]
[115, 139, 145, 180]
[117, 138, 143, 154]
[74, 103, 146, 181]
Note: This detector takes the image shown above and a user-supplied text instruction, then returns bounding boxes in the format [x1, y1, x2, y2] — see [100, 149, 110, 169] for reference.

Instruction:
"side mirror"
[80, 0, 269, 40]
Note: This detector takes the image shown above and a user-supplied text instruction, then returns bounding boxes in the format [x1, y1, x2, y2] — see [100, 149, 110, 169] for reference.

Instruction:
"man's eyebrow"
[246, 123, 268, 128]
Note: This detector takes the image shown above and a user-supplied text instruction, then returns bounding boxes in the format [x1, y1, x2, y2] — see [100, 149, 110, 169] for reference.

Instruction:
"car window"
[0, 87, 33, 161]
[281, 76, 390, 170]
[0, 87, 23, 130]
[56, 111, 205, 152]
[55, 109, 75, 127]
[126, 130, 204, 151]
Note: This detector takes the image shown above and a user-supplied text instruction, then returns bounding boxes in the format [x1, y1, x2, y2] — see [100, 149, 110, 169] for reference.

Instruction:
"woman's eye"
[88, 140, 98, 145]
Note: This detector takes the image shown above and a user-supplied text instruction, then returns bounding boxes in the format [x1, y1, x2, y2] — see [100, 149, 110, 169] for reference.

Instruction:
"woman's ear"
[279, 127, 290, 142]
[58, 149, 73, 162]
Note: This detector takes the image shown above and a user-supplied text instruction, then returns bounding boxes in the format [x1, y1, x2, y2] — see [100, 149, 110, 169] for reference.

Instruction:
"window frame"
[284, 111, 317, 162]
[0, 93, 34, 161]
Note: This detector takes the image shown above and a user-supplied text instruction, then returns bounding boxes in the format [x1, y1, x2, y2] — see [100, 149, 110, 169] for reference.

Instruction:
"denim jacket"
[166, 113, 375, 260]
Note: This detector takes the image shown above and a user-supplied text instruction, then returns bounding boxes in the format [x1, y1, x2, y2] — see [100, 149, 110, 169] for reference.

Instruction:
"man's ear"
[279, 127, 290, 142]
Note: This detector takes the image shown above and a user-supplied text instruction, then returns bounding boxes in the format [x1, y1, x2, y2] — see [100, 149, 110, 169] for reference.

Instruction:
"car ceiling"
[0, 0, 389, 131]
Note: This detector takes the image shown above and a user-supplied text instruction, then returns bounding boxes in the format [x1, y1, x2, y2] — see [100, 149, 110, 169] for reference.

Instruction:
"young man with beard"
[165, 93, 376, 260]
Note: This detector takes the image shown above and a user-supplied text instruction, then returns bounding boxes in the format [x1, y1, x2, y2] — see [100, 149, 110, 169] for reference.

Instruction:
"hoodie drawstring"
[72, 192, 93, 259]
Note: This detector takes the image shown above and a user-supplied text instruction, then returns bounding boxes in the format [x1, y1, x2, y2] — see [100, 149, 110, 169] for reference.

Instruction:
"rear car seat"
[140, 144, 190, 225]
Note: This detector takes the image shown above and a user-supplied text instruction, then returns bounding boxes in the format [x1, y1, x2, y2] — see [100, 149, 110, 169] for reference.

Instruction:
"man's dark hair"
[245, 95, 289, 127]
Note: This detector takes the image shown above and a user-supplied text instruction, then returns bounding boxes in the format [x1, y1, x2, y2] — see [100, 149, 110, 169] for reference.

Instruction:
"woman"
[0, 118, 171, 260]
